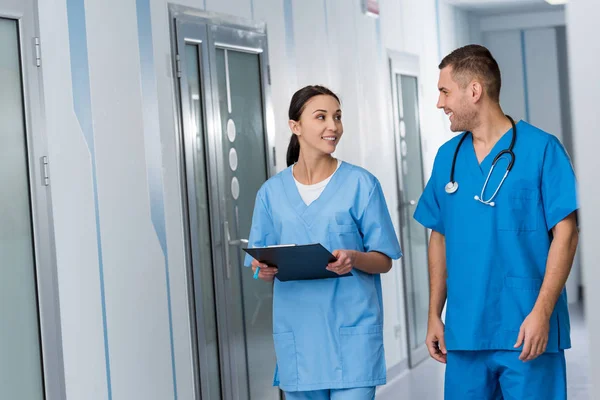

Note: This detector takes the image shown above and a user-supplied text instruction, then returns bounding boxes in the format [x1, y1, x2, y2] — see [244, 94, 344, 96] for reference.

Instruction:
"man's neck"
[470, 108, 513, 148]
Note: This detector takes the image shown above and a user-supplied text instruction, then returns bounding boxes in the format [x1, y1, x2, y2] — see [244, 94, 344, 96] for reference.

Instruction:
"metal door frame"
[0, 1, 66, 399]
[169, 5, 276, 399]
[388, 50, 430, 369]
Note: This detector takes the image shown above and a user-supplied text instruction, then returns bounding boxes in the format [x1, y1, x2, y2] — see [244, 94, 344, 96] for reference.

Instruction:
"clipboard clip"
[224, 220, 248, 279]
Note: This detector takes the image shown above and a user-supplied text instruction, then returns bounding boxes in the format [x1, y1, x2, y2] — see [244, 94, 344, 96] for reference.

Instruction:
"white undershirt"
[292, 159, 342, 206]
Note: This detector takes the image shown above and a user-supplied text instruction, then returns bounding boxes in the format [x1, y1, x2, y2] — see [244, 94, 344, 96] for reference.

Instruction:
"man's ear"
[471, 81, 483, 103]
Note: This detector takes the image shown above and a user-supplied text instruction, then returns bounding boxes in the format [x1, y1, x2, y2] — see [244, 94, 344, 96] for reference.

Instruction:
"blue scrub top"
[244, 161, 402, 392]
[414, 121, 578, 352]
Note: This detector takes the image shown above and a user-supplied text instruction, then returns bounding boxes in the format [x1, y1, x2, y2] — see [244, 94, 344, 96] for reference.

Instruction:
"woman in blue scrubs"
[244, 85, 402, 399]
[414, 45, 579, 399]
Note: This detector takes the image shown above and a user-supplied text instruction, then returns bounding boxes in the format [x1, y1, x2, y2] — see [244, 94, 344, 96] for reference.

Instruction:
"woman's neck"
[293, 153, 337, 185]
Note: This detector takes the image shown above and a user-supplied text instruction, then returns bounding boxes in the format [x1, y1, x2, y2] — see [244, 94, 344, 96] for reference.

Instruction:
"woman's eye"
[317, 115, 325, 120]
[335, 115, 342, 121]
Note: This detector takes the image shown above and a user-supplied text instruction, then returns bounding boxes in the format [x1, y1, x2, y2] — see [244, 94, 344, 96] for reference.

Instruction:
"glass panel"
[216, 48, 277, 400]
[184, 43, 221, 399]
[397, 75, 429, 356]
[0, 17, 44, 399]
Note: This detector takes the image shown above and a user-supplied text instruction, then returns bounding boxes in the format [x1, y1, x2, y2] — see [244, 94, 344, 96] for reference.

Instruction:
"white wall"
[478, 9, 565, 32]
[567, 1, 600, 398]
[438, 0, 474, 58]
[482, 27, 564, 140]
[523, 28, 563, 142]
[482, 30, 527, 120]
[34, 0, 471, 398]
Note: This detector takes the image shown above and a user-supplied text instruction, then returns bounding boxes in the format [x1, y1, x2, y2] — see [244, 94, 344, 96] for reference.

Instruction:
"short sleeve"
[358, 181, 402, 260]
[413, 151, 445, 234]
[541, 137, 579, 230]
[243, 190, 277, 267]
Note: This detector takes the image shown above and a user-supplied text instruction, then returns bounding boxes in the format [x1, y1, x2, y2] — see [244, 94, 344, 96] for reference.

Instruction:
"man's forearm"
[429, 230, 448, 319]
[534, 212, 579, 319]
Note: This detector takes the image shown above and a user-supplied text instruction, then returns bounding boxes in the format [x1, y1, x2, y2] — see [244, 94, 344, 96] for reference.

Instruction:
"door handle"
[224, 221, 232, 279]
[224, 220, 248, 280]
[229, 238, 249, 246]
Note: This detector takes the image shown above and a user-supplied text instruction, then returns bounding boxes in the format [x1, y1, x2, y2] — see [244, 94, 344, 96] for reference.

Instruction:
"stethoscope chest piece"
[445, 181, 459, 194]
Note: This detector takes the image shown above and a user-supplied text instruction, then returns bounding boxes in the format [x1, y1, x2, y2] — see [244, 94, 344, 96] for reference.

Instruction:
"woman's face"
[290, 94, 343, 157]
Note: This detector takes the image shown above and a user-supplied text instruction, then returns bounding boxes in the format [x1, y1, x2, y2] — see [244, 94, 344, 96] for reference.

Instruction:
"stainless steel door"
[176, 20, 223, 399]
[390, 53, 430, 368]
[211, 27, 277, 400]
[173, 8, 277, 399]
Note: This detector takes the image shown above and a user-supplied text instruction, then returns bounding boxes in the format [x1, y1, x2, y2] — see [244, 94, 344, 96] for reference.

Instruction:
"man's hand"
[514, 309, 550, 361]
[326, 250, 355, 275]
[251, 259, 278, 282]
[426, 316, 447, 364]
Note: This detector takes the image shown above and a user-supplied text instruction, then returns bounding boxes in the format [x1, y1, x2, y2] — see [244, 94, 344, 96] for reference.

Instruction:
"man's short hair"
[439, 44, 502, 103]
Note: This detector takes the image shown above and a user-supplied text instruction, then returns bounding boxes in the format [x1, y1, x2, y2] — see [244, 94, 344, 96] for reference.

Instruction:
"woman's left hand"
[327, 250, 356, 275]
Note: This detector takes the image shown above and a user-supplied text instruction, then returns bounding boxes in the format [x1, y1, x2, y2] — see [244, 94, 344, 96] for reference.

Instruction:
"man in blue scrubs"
[414, 44, 579, 399]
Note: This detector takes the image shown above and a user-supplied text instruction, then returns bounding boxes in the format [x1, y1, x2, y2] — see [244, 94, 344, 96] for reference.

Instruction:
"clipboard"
[243, 243, 353, 282]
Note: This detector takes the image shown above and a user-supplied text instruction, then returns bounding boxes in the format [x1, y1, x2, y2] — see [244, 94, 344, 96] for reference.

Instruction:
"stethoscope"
[444, 116, 516, 207]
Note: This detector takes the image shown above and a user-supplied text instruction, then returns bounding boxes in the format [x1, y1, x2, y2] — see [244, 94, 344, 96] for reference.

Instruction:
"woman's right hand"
[251, 259, 278, 282]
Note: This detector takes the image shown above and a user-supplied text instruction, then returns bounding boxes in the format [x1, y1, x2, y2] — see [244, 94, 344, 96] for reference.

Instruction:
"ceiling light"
[545, 0, 568, 5]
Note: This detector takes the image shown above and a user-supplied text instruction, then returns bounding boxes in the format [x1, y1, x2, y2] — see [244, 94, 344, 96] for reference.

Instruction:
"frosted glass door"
[0, 16, 45, 400]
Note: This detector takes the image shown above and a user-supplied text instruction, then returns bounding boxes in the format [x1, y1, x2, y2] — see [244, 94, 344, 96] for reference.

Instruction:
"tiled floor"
[377, 302, 590, 399]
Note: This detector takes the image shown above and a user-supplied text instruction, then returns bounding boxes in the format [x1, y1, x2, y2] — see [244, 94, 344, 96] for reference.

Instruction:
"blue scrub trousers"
[284, 387, 376, 400]
[445, 350, 566, 400]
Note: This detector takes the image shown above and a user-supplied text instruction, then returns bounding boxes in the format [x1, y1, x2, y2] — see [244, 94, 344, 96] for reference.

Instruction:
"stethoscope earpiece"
[475, 195, 496, 207]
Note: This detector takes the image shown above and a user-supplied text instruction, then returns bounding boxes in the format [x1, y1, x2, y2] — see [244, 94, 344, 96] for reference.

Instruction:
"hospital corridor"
[1, 0, 599, 399]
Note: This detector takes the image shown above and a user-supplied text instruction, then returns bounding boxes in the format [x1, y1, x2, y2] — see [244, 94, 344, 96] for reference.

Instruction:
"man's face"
[436, 66, 477, 132]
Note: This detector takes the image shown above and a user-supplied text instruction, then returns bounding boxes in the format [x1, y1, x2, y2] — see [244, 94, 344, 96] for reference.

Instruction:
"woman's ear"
[288, 120, 301, 136]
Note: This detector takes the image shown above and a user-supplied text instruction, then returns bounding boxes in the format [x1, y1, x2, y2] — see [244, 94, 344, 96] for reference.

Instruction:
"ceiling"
[443, 0, 565, 16]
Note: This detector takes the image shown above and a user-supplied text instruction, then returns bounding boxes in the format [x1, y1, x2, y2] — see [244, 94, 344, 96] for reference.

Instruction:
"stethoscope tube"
[449, 132, 469, 185]
[445, 116, 517, 206]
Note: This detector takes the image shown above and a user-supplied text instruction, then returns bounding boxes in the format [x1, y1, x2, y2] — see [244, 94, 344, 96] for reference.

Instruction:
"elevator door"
[174, 11, 278, 400]
[390, 54, 430, 368]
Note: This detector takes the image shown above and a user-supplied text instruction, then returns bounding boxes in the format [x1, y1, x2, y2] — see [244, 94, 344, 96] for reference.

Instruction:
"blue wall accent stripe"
[435, 0, 442, 61]
[135, 1, 178, 399]
[203, 0, 207, 10]
[65, 0, 113, 398]
[520, 30, 530, 122]
[250, 0, 255, 20]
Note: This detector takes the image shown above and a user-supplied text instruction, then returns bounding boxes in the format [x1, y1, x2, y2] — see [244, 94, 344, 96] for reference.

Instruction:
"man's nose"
[437, 95, 444, 109]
